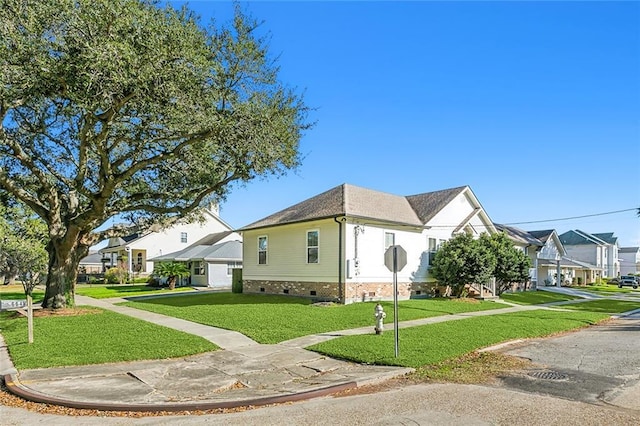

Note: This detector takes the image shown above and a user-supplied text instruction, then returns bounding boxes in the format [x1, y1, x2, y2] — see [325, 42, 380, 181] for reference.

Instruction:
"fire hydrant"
[374, 303, 386, 334]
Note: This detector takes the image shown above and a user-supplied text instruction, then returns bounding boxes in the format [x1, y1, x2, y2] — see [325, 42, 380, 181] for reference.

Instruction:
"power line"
[504, 208, 638, 226]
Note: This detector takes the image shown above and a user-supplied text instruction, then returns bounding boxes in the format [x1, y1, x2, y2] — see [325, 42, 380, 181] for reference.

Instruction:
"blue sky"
[177, 1, 640, 247]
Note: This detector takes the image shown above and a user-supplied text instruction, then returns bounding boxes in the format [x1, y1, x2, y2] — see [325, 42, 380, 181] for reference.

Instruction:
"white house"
[494, 225, 566, 288]
[619, 247, 640, 275]
[559, 230, 620, 279]
[99, 207, 235, 276]
[238, 183, 497, 304]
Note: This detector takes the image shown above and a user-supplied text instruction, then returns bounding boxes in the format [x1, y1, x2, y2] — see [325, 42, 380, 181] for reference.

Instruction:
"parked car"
[619, 275, 638, 289]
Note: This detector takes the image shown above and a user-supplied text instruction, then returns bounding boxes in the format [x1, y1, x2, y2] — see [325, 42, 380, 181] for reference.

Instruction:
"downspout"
[334, 216, 345, 303]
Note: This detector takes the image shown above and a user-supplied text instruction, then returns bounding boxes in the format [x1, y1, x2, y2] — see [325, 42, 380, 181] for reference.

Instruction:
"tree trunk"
[42, 237, 89, 309]
[168, 276, 176, 290]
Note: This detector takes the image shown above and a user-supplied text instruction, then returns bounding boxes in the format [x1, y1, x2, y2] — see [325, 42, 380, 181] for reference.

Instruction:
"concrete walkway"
[1, 289, 637, 412]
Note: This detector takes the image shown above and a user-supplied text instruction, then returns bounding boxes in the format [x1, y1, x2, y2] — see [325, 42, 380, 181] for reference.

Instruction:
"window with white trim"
[307, 230, 319, 264]
[384, 232, 395, 250]
[180, 232, 188, 243]
[258, 236, 268, 265]
[193, 261, 204, 275]
[428, 237, 437, 266]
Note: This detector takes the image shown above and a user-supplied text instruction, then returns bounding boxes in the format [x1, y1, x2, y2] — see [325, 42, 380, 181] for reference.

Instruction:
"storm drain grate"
[528, 370, 568, 381]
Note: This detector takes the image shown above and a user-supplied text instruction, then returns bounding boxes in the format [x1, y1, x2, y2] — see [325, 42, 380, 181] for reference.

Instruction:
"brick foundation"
[243, 280, 339, 301]
[244, 279, 436, 304]
[344, 282, 434, 303]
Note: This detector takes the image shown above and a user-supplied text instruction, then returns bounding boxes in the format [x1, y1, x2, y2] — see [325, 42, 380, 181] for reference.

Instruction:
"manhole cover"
[528, 370, 568, 381]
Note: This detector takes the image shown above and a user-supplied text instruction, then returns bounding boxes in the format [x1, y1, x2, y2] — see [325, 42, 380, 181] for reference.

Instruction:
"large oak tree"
[0, 0, 310, 308]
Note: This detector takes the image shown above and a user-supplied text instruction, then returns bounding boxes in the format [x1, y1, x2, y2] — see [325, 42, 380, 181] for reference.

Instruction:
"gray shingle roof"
[528, 230, 555, 243]
[406, 186, 468, 224]
[620, 246, 640, 253]
[494, 224, 544, 246]
[79, 251, 104, 264]
[560, 230, 611, 246]
[153, 234, 242, 262]
[592, 232, 618, 244]
[239, 184, 470, 231]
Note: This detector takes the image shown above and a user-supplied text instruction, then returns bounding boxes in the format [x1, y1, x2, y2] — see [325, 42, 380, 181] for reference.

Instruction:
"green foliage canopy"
[0, 0, 310, 307]
[430, 232, 531, 296]
[153, 261, 190, 289]
[0, 201, 48, 295]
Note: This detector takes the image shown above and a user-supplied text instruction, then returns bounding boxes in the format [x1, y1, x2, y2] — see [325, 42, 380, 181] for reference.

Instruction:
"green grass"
[75, 284, 195, 299]
[500, 290, 583, 305]
[571, 284, 635, 294]
[558, 299, 640, 314]
[122, 293, 507, 344]
[0, 308, 217, 369]
[308, 310, 608, 368]
[0, 284, 44, 303]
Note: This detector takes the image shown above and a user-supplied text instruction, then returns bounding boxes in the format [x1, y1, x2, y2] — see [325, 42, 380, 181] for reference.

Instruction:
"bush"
[146, 276, 163, 288]
[232, 268, 243, 293]
[104, 267, 128, 284]
[577, 277, 583, 285]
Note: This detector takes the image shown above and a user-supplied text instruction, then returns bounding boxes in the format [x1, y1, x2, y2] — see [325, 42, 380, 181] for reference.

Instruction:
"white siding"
[539, 239, 562, 261]
[564, 245, 599, 266]
[620, 249, 640, 275]
[345, 222, 425, 283]
[427, 192, 493, 236]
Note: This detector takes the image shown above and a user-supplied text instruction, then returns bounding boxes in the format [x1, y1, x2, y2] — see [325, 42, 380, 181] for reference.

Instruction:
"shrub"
[232, 268, 243, 293]
[104, 267, 128, 284]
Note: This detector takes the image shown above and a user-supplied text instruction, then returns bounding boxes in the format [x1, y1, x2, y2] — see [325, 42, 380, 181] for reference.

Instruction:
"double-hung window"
[180, 232, 188, 243]
[307, 230, 319, 264]
[428, 237, 437, 266]
[193, 261, 204, 275]
[258, 236, 268, 265]
[384, 232, 395, 250]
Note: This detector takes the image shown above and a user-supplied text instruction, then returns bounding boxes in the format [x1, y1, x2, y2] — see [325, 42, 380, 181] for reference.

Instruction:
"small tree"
[430, 233, 496, 297]
[0, 201, 48, 342]
[153, 262, 190, 290]
[482, 232, 531, 294]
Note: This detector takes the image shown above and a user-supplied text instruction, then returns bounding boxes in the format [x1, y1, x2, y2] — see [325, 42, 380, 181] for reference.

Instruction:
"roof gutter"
[334, 216, 346, 303]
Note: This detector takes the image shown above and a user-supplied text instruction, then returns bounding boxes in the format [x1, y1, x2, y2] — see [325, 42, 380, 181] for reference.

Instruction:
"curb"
[2, 372, 357, 412]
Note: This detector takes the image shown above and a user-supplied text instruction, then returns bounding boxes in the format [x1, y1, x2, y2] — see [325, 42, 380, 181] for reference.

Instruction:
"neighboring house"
[99, 207, 235, 276]
[494, 226, 566, 288]
[592, 233, 620, 277]
[619, 247, 640, 275]
[559, 230, 620, 278]
[238, 183, 497, 304]
[152, 232, 242, 288]
[78, 250, 104, 274]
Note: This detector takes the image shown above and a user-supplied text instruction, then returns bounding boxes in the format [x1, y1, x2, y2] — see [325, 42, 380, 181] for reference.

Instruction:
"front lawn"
[0, 308, 217, 369]
[122, 293, 506, 344]
[570, 284, 635, 294]
[500, 290, 582, 305]
[558, 299, 640, 314]
[308, 309, 608, 368]
[0, 284, 44, 303]
[75, 284, 195, 299]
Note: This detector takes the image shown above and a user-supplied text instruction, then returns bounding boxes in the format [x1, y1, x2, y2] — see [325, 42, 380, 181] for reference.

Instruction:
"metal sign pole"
[393, 246, 399, 357]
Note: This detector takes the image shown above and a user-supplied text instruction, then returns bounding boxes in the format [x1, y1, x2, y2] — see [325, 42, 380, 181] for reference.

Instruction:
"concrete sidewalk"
[1, 295, 413, 412]
[0, 291, 632, 412]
